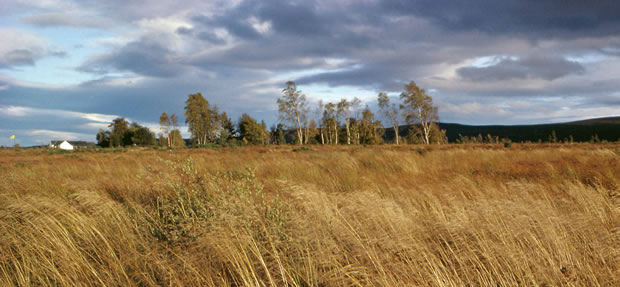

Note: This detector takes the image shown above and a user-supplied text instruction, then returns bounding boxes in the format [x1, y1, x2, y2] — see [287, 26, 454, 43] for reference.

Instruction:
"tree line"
[96, 119, 156, 147]
[276, 80, 445, 145]
[96, 80, 445, 147]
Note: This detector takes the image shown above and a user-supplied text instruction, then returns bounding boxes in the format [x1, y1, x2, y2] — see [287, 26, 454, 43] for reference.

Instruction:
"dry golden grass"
[0, 144, 618, 286]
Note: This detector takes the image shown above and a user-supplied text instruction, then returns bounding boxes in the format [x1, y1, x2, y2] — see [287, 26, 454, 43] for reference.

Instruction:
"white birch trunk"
[334, 122, 338, 144]
[345, 119, 351, 145]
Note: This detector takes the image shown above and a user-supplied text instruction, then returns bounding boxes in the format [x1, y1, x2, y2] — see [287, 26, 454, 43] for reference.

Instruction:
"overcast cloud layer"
[1, 0, 620, 146]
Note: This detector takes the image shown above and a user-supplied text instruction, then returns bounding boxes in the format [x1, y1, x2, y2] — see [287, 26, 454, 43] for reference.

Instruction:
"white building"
[49, 140, 95, 150]
[49, 140, 74, 150]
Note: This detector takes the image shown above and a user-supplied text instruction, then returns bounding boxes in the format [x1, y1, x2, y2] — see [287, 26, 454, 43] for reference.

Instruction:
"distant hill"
[564, 117, 620, 125]
[408, 116, 620, 143]
[290, 116, 620, 144]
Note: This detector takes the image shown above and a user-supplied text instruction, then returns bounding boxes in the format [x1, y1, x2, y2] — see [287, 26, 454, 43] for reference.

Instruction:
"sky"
[1, 0, 620, 146]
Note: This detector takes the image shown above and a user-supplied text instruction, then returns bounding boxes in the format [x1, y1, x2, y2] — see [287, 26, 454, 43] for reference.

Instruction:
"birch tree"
[219, 112, 235, 144]
[160, 112, 171, 147]
[277, 81, 307, 145]
[316, 100, 325, 144]
[301, 111, 310, 144]
[322, 102, 337, 144]
[184, 93, 220, 145]
[399, 81, 438, 145]
[378, 92, 400, 144]
[337, 99, 352, 144]
[351, 97, 362, 144]
[307, 120, 318, 144]
[359, 107, 383, 144]
[170, 113, 179, 146]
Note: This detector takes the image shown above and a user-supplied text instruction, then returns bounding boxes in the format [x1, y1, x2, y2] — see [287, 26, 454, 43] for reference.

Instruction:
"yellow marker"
[10, 135, 15, 140]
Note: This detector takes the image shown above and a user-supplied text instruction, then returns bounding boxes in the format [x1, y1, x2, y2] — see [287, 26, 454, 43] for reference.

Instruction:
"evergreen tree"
[96, 129, 110, 147]
[270, 124, 286, 145]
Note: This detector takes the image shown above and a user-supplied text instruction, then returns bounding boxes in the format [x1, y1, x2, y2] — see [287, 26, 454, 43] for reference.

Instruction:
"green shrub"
[292, 146, 314, 152]
[415, 147, 427, 156]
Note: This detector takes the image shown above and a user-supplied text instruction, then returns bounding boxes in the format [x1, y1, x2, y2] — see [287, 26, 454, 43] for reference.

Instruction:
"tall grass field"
[1, 144, 618, 286]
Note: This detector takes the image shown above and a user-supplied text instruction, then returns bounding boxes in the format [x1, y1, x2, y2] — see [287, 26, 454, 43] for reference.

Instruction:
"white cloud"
[136, 16, 191, 35]
[469, 55, 519, 68]
[0, 106, 29, 116]
[0, 105, 118, 123]
[20, 12, 113, 28]
[0, 27, 49, 65]
[15, 0, 75, 10]
[141, 121, 191, 138]
[440, 102, 511, 117]
[79, 122, 110, 129]
[248, 17, 272, 34]
[80, 113, 117, 123]
[511, 105, 620, 124]
[27, 129, 92, 140]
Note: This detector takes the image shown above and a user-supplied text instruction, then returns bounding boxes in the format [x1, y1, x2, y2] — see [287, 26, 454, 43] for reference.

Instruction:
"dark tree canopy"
[238, 113, 268, 145]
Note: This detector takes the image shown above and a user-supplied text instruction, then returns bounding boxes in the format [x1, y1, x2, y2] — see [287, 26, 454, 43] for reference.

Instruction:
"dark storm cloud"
[190, 0, 339, 40]
[44, 0, 620, 90]
[77, 0, 619, 88]
[187, 34, 368, 71]
[592, 95, 620, 106]
[78, 37, 185, 78]
[186, 0, 376, 56]
[251, 0, 335, 36]
[457, 56, 585, 81]
[380, 0, 620, 38]
[176, 26, 227, 45]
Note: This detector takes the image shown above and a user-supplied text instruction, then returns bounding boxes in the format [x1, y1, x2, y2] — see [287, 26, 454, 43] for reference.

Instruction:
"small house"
[49, 140, 95, 150]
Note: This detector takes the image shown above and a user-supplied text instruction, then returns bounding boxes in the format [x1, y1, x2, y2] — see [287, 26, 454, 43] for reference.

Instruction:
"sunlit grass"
[0, 144, 618, 286]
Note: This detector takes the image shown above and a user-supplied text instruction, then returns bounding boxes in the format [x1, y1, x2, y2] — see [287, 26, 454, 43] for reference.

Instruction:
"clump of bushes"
[149, 158, 288, 243]
[292, 146, 314, 152]
[415, 147, 427, 156]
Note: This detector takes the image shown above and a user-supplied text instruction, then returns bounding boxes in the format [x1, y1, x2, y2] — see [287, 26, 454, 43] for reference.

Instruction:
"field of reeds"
[0, 144, 618, 286]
